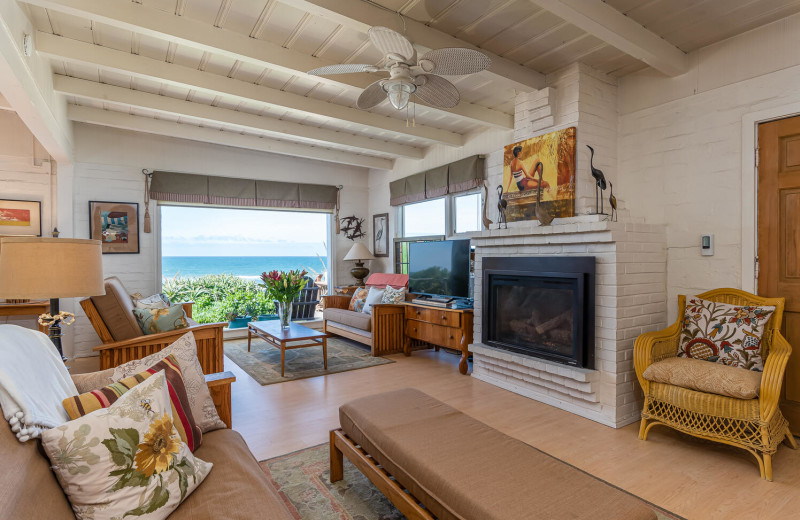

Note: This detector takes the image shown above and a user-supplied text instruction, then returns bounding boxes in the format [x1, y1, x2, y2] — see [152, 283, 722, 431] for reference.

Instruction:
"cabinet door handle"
[441, 315, 446, 320]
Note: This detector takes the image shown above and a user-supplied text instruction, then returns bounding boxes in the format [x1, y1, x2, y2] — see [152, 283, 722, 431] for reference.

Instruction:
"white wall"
[617, 11, 800, 321]
[70, 123, 370, 357]
[368, 62, 620, 273]
[0, 110, 56, 329]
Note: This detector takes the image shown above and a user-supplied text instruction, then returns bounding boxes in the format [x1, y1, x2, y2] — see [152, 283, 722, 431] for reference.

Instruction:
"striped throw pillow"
[62, 354, 202, 451]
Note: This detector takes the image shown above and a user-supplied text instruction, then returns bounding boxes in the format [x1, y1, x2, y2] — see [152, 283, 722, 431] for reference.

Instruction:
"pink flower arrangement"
[259, 269, 308, 304]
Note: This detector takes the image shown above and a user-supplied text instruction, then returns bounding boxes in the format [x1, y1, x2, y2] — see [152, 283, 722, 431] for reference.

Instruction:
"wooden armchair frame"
[322, 295, 405, 356]
[634, 288, 797, 480]
[81, 298, 224, 374]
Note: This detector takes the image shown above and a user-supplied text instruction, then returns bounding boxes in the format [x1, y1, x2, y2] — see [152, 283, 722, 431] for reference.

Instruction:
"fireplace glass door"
[486, 273, 584, 366]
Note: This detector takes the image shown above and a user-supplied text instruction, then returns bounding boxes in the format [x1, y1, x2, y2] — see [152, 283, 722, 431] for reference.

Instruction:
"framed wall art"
[502, 126, 576, 222]
[89, 201, 139, 254]
[372, 213, 389, 257]
[0, 199, 41, 236]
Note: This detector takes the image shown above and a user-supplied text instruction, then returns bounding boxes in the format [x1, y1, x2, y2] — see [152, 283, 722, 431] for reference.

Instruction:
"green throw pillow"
[134, 304, 189, 335]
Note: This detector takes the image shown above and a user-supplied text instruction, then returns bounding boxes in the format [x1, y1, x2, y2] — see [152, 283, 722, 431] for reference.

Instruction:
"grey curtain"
[149, 171, 337, 211]
[388, 154, 485, 206]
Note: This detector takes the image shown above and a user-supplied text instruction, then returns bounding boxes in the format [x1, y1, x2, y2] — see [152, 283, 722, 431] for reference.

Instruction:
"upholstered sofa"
[80, 276, 225, 374]
[322, 273, 409, 357]
[0, 369, 294, 519]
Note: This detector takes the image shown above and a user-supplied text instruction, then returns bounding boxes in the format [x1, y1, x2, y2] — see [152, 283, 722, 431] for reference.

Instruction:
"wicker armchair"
[634, 288, 797, 481]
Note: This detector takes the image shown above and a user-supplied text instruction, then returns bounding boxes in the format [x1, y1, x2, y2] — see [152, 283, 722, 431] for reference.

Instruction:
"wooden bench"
[331, 388, 659, 520]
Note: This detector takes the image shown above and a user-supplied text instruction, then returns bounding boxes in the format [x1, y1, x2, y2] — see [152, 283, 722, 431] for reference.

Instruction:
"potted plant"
[222, 293, 250, 329]
[260, 269, 308, 329]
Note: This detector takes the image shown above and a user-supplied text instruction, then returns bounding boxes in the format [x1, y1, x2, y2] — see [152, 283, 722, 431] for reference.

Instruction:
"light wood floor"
[72, 346, 800, 519]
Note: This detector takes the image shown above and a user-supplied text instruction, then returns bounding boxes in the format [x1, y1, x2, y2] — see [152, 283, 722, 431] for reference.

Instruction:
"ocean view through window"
[160, 206, 329, 324]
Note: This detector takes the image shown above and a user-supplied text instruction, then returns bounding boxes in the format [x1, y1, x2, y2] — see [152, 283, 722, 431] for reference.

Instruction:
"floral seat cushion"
[677, 296, 775, 371]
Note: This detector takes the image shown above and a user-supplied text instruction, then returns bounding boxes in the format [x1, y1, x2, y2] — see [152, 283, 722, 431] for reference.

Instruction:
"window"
[454, 192, 481, 234]
[402, 198, 446, 237]
[398, 189, 482, 240]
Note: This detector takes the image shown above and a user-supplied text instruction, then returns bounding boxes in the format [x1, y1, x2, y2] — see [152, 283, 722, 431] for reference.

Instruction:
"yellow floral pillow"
[41, 372, 212, 520]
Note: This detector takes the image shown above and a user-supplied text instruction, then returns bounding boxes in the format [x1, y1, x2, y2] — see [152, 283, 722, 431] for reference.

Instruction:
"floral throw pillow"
[41, 372, 212, 520]
[63, 354, 202, 452]
[677, 296, 775, 371]
[133, 304, 189, 335]
[112, 332, 226, 433]
[381, 285, 406, 304]
[348, 287, 370, 312]
[133, 293, 172, 309]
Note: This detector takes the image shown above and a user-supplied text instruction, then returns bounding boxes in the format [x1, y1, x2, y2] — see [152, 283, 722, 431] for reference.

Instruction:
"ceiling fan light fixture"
[383, 80, 416, 110]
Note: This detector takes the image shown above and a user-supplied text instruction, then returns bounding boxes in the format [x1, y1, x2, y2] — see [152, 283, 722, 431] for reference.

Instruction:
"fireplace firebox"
[482, 257, 595, 368]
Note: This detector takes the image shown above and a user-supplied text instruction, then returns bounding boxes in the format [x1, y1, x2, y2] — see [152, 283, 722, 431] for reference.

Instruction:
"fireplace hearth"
[482, 257, 595, 369]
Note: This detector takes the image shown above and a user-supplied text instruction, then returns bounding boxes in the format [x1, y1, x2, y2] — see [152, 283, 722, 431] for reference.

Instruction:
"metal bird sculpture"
[609, 181, 617, 222]
[587, 145, 607, 215]
[482, 181, 493, 229]
[496, 185, 507, 229]
[533, 162, 553, 226]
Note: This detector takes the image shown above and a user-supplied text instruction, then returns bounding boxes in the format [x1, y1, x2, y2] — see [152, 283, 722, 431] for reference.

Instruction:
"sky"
[160, 206, 329, 257]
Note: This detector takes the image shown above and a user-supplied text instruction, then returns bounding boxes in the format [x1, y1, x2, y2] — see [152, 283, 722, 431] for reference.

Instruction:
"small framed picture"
[89, 201, 139, 254]
[373, 213, 389, 257]
[0, 199, 41, 236]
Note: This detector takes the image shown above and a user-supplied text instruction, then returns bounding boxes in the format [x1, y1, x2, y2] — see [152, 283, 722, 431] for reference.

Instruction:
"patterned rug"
[224, 336, 394, 385]
[261, 444, 683, 520]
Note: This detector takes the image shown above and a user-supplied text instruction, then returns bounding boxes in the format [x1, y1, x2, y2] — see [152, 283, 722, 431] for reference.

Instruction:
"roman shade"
[448, 155, 485, 193]
[389, 154, 485, 206]
[150, 171, 338, 211]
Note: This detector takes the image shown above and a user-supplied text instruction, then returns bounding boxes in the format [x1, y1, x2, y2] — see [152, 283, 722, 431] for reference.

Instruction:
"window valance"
[150, 171, 338, 211]
[388, 154, 485, 207]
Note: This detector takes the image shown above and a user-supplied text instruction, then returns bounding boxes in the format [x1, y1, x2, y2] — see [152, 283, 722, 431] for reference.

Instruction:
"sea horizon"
[162, 255, 326, 279]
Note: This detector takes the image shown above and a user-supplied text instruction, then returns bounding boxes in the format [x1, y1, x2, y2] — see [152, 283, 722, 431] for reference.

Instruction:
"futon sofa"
[1, 369, 294, 520]
[322, 273, 409, 357]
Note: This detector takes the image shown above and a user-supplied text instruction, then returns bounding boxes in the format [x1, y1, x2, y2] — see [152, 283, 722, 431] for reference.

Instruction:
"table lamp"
[343, 242, 375, 286]
[0, 237, 104, 362]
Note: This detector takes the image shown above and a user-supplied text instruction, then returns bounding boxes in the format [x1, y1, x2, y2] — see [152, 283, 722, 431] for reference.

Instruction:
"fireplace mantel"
[469, 216, 668, 428]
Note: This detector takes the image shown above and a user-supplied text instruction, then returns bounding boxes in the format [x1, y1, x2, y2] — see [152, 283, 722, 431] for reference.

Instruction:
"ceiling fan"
[307, 26, 491, 111]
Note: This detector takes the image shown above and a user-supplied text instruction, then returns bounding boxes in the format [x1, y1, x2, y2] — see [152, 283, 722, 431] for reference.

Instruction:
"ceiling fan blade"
[357, 80, 387, 109]
[418, 48, 491, 75]
[307, 64, 380, 75]
[414, 74, 459, 108]
[369, 26, 415, 62]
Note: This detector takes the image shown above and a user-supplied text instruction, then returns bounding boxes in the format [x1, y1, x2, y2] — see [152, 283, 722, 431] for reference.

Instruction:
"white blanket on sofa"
[0, 325, 77, 442]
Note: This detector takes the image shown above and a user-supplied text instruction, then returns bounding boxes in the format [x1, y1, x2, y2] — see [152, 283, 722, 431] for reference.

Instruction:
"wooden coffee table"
[247, 320, 329, 377]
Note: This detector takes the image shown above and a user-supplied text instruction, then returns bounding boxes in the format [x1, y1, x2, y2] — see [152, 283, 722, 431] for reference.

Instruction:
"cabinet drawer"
[405, 306, 461, 327]
[406, 320, 461, 349]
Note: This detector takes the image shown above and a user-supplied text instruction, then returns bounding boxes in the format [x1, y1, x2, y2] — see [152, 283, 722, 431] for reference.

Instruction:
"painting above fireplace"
[482, 256, 595, 369]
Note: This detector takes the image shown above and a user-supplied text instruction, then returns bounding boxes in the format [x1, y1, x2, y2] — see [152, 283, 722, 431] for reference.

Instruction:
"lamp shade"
[0, 237, 105, 299]
[342, 242, 375, 262]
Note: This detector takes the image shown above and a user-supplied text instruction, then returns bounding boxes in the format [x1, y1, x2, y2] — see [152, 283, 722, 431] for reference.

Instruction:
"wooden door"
[758, 116, 800, 434]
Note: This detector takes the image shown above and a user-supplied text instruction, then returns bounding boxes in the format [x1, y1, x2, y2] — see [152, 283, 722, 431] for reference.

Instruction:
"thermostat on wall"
[701, 234, 714, 256]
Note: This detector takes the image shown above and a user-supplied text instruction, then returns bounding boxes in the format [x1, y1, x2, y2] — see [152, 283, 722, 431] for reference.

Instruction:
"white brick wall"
[470, 216, 667, 428]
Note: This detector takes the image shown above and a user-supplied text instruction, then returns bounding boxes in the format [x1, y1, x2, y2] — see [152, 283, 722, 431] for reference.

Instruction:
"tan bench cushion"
[323, 308, 371, 331]
[90, 276, 142, 341]
[643, 357, 761, 399]
[340, 388, 657, 520]
[170, 429, 294, 520]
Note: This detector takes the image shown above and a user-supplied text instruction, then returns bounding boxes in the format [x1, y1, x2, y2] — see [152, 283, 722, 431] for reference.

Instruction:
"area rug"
[224, 336, 394, 385]
[261, 444, 684, 520]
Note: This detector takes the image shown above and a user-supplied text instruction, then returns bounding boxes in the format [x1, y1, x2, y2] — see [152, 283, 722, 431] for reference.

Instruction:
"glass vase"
[277, 301, 291, 329]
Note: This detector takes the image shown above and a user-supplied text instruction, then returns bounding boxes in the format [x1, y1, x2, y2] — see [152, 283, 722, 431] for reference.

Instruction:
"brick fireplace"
[469, 215, 668, 428]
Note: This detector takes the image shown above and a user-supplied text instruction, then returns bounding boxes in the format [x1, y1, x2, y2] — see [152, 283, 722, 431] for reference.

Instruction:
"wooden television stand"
[402, 302, 473, 375]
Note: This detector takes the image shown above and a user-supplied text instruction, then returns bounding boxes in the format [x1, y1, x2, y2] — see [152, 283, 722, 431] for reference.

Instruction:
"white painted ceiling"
[18, 0, 800, 169]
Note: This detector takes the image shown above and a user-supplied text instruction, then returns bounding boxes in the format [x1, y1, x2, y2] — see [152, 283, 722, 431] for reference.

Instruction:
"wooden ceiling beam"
[526, 0, 690, 76]
[36, 32, 464, 147]
[54, 75, 424, 159]
[67, 105, 394, 170]
[285, 0, 546, 92]
[20, 0, 511, 129]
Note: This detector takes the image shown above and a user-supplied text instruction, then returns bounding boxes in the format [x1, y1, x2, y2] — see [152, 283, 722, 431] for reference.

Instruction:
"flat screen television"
[408, 239, 471, 298]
